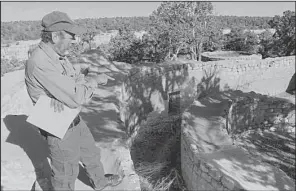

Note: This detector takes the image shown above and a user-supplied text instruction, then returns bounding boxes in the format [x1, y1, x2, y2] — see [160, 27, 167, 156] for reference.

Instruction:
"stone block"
[193, 154, 201, 168]
[211, 179, 224, 191]
[259, 105, 269, 109]
[182, 171, 193, 191]
[182, 152, 193, 174]
[205, 182, 215, 190]
[185, 150, 194, 164]
[221, 176, 235, 190]
[195, 168, 202, 176]
[209, 168, 223, 181]
[198, 178, 210, 190]
[269, 104, 277, 109]
[193, 164, 201, 176]
[200, 162, 209, 173]
[201, 172, 212, 183]
[191, 169, 199, 189]
[184, 164, 193, 183]
[274, 108, 283, 113]
[190, 143, 198, 152]
[187, 148, 194, 161]
[181, 137, 188, 152]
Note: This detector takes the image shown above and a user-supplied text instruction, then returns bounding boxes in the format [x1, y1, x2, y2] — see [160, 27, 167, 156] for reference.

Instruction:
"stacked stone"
[202, 51, 262, 62]
[168, 91, 181, 115]
[190, 56, 295, 74]
[229, 95, 295, 134]
[119, 62, 190, 136]
[181, 130, 244, 191]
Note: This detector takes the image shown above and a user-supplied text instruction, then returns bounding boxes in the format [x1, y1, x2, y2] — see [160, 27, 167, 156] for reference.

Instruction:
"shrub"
[1, 58, 26, 76]
[224, 29, 260, 54]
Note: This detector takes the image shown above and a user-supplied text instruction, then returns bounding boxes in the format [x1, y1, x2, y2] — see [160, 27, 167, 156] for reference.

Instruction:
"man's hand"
[94, 73, 113, 85]
[75, 74, 86, 85]
[84, 77, 98, 89]
[50, 98, 64, 113]
[85, 73, 115, 88]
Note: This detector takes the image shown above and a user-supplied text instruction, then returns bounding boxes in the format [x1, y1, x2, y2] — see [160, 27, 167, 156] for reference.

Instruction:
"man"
[25, 11, 122, 190]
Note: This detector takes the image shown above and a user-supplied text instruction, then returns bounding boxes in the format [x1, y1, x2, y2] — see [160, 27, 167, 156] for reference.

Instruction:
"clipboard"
[26, 95, 81, 139]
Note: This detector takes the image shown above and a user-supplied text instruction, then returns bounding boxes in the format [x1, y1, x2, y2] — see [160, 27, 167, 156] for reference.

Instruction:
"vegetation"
[1, 15, 272, 43]
[1, 57, 26, 76]
[102, 4, 294, 63]
[268, 10, 295, 57]
[1, 3, 294, 68]
[224, 28, 260, 54]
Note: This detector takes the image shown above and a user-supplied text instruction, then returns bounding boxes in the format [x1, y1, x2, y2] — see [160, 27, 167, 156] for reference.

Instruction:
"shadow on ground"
[3, 115, 93, 189]
[236, 130, 295, 180]
[203, 146, 295, 190]
[80, 86, 127, 143]
[187, 89, 295, 181]
[2, 50, 131, 190]
[182, 67, 295, 184]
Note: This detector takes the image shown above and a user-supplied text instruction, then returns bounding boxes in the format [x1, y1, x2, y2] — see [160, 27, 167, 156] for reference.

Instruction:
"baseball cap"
[41, 11, 86, 35]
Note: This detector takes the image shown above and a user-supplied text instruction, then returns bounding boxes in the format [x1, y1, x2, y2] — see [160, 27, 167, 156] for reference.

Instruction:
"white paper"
[26, 95, 81, 139]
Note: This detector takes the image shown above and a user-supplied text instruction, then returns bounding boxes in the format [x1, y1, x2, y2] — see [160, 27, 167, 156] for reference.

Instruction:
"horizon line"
[1, 14, 280, 23]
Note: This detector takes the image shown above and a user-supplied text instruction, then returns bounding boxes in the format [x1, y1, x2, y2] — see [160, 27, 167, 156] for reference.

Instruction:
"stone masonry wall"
[190, 56, 294, 73]
[187, 56, 295, 94]
[119, 56, 295, 190]
[181, 95, 295, 191]
[119, 56, 295, 138]
[119, 63, 189, 138]
[181, 131, 242, 191]
[1, 41, 40, 61]
[202, 51, 262, 61]
[228, 94, 295, 134]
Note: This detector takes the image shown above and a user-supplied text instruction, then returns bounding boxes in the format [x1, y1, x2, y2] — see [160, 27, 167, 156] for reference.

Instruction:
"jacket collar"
[39, 41, 62, 63]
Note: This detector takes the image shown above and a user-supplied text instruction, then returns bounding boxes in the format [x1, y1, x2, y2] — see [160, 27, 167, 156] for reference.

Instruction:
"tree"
[185, 2, 215, 61]
[203, 28, 224, 52]
[108, 29, 138, 63]
[148, 2, 214, 61]
[268, 10, 295, 56]
[224, 28, 245, 51]
[149, 2, 190, 61]
[224, 28, 260, 54]
[80, 21, 98, 50]
[258, 30, 277, 58]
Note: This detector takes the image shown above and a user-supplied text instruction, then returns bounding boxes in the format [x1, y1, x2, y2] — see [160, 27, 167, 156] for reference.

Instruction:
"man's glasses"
[64, 31, 76, 40]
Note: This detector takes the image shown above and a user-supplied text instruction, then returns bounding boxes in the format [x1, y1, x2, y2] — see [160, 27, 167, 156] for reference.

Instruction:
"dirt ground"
[1, 58, 140, 190]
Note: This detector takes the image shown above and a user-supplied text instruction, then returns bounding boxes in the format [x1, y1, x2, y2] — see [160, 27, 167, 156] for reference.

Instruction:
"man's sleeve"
[33, 63, 94, 109]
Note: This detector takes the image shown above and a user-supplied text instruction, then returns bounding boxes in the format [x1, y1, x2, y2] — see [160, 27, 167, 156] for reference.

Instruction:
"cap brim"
[65, 25, 86, 35]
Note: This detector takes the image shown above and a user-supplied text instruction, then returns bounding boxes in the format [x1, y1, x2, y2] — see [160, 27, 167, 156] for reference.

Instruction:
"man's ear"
[51, 32, 59, 44]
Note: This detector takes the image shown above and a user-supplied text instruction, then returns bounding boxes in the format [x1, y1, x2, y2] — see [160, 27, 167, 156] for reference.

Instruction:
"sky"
[1, 1, 295, 22]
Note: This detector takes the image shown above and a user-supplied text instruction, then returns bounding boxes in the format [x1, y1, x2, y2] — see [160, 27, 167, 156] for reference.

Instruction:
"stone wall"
[1, 40, 39, 61]
[191, 56, 294, 73]
[228, 95, 295, 134]
[119, 63, 189, 138]
[181, 92, 295, 191]
[202, 51, 262, 61]
[181, 132, 242, 191]
[119, 56, 295, 138]
[118, 56, 296, 191]
[188, 56, 295, 95]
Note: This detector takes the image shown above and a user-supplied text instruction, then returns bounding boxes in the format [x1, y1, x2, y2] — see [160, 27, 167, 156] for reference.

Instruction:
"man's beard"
[54, 44, 69, 56]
